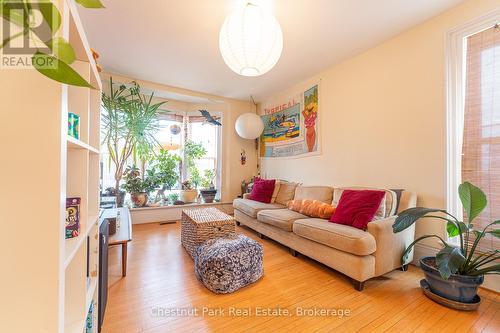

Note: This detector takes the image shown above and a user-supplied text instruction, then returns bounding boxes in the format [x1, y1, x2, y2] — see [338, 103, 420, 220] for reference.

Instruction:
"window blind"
[462, 25, 500, 251]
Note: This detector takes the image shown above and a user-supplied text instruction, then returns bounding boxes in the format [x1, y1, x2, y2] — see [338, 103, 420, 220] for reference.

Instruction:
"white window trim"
[445, 9, 500, 241]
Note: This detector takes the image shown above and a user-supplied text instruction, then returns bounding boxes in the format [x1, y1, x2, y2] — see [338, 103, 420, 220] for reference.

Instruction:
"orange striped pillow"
[287, 199, 336, 219]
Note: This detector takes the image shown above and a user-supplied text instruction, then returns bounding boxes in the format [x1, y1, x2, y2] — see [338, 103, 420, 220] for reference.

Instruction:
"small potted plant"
[121, 166, 160, 207]
[199, 169, 217, 203]
[393, 182, 499, 305]
[179, 180, 198, 203]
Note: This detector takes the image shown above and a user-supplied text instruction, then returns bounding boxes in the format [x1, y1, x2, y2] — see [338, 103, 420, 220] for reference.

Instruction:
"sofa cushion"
[330, 190, 386, 230]
[257, 209, 308, 232]
[233, 198, 285, 218]
[333, 187, 397, 219]
[294, 186, 333, 203]
[248, 178, 276, 203]
[271, 180, 281, 203]
[287, 199, 335, 219]
[293, 218, 376, 256]
[275, 182, 299, 205]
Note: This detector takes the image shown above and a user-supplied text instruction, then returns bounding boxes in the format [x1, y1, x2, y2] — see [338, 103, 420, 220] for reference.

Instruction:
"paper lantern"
[219, 1, 283, 77]
[235, 113, 264, 139]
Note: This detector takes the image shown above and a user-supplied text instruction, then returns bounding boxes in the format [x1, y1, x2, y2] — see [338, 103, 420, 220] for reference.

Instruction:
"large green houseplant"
[101, 77, 165, 206]
[393, 182, 499, 303]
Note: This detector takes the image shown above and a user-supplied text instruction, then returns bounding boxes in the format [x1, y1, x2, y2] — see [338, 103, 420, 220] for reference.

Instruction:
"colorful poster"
[260, 84, 319, 158]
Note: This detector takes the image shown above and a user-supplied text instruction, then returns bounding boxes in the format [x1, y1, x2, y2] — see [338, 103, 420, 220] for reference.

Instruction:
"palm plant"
[393, 182, 500, 279]
[101, 77, 165, 205]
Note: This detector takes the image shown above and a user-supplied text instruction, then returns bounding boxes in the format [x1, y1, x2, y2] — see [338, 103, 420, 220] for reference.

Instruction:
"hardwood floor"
[102, 222, 500, 333]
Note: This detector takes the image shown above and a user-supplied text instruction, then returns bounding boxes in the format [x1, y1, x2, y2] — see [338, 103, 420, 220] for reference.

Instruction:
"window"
[101, 111, 222, 200]
[461, 25, 500, 251]
[447, 12, 500, 252]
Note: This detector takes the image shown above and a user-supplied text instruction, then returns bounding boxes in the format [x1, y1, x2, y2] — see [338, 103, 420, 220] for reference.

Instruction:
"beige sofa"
[233, 185, 417, 290]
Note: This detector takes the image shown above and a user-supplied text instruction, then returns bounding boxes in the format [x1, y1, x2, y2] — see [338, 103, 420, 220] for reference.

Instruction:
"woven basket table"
[181, 207, 236, 259]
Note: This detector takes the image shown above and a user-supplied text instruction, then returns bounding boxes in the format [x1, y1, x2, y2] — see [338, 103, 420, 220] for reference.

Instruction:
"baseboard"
[412, 243, 499, 293]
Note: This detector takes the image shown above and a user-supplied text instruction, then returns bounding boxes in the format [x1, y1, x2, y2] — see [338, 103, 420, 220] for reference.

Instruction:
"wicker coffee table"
[181, 207, 236, 259]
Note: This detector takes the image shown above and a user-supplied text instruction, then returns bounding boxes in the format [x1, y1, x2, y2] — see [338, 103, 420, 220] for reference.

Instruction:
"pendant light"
[219, 1, 283, 77]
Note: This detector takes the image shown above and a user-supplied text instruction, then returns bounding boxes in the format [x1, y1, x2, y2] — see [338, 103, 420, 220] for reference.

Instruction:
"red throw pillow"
[248, 178, 276, 203]
[330, 190, 385, 230]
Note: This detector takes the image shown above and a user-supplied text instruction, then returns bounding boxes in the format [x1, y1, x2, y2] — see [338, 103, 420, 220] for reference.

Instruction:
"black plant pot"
[200, 188, 217, 203]
[420, 256, 484, 303]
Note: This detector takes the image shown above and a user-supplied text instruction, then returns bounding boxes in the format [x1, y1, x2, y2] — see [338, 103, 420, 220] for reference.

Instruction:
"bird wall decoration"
[199, 110, 222, 126]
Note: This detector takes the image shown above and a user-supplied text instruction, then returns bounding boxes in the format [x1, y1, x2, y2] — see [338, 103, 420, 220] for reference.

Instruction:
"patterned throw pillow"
[287, 199, 336, 219]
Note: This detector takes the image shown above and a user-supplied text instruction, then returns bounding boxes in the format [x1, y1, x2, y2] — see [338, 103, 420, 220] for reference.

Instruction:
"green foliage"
[154, 150, 181, 190]
[32, 52, 93, 88]
[168, 193, 179, 204]
[102, 77, 165, 192]
[200, 169, 216, 189]
[184, 140, 207, 168]
[121, 166, 160, 194]
[393, 182, 500, 279]
[184, 140, 207, 188]
[75, 0, 105, 8]
[190, 167, 202, 189]
[1, 0, 103, 87]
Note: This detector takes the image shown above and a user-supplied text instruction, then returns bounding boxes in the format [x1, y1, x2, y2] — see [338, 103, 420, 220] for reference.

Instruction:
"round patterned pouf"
[194, 234, 263, 294]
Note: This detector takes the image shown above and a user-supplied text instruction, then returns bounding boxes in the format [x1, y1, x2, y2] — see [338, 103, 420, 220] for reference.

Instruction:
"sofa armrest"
[367, 216, 416, 276]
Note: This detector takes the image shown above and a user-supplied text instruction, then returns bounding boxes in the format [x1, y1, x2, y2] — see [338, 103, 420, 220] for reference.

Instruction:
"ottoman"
[194, 234, 263, 294]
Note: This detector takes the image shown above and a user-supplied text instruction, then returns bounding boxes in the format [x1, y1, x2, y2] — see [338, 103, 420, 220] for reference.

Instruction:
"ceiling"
[78, 0, 464, 101]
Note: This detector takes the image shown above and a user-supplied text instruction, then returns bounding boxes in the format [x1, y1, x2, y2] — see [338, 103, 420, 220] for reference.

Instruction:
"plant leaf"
[446, 221, 468, 238]
[29, 1, 61, 33]
[469, 264, 500, 276]
[436, 246, 466, 279]
[46, 38, 75, 64]
[1, 1, 28, 27]
[32, 51, 94, 88]
[75, 0, 105, 8]
[393, 207, 447, 233]
[487, 229, 500, 239]
[459, 182, 487, 222]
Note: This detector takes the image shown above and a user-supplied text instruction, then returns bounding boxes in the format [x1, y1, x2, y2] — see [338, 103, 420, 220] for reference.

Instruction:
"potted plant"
[180, 180, 198, 203]
[393, 182, 499, 304]
[101, 77, 165, 206]
[199, 169, 217, 203]
[152, 149, 181, 204]
[121, 166, 160, 207]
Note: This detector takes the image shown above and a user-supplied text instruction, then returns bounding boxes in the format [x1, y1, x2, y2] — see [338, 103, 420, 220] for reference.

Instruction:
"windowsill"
[129, 201, 233, 211]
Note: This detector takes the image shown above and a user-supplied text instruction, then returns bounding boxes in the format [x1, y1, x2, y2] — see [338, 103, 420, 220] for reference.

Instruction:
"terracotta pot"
[180, 189, 198, 203]
[131, 192, 148, 207]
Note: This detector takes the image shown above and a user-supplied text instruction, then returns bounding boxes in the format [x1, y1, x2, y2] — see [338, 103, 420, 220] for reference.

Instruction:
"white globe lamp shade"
[219, 1, 283, 77]
[235, 113, 264, 139]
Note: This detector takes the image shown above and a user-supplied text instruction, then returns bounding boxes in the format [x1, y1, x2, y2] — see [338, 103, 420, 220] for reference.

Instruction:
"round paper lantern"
[235, 113, 264, 139]
[219, 1, 283, 77]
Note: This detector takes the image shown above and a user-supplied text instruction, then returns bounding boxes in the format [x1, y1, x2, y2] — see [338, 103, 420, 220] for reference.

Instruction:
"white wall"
[258, 0, 500, 291]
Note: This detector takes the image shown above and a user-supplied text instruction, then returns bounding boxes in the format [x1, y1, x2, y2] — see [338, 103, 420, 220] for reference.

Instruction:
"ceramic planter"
[131, 192, 148, 207]
[420, 256, 484, 303]
[200, 188, 217, 203]
[180, 189, 198, 203]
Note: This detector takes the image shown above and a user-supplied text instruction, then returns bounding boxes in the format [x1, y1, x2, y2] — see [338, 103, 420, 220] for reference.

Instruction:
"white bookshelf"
[0, 1, 102, 332]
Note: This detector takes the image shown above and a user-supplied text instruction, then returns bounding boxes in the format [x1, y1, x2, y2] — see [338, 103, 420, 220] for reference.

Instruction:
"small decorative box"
[66, 197, 81, 239]
[68, 112, 80, 140]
